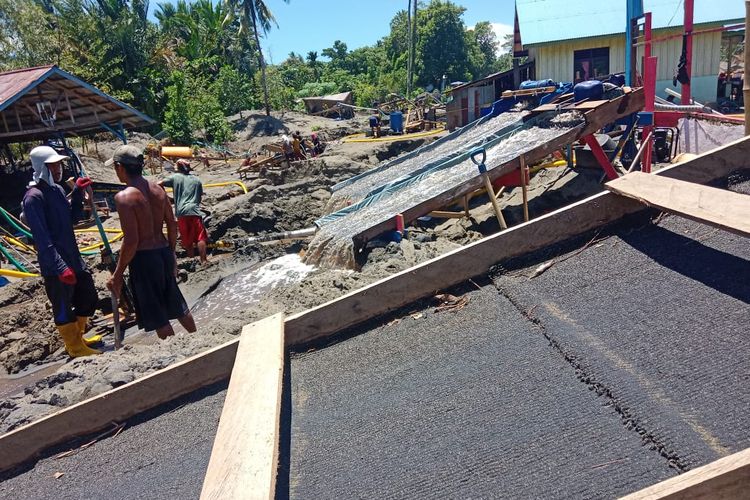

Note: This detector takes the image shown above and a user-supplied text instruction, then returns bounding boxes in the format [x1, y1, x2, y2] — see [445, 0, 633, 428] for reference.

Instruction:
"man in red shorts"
[159, 160, 208, 264]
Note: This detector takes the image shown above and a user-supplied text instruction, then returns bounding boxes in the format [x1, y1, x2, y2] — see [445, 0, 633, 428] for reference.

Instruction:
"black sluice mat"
[287, 286, 676, 498]
[492, 215, 750, 473]
[0, 382, 227, 500]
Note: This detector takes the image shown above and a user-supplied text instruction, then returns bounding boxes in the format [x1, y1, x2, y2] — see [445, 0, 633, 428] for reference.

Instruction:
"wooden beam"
[621, 446, 750, 499]
[200, 313, 285, 500]
[0, 132, 747, 475]
[0, 335, 239, 472]
[606, 172, 750, 237]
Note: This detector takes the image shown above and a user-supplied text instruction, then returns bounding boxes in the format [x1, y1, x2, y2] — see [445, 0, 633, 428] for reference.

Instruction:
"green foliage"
[296, 82, 339, 99]
[163, 71, 193, 145]
[191, 90, 234, 143]
[2, 0, 506, 136]
[417, 1, 474, 86]
[215, 65, 256, 115]
[259, 66, 297, 111]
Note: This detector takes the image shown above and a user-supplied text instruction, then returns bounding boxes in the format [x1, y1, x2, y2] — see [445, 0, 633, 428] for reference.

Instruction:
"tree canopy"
[0, 0, 511, 144]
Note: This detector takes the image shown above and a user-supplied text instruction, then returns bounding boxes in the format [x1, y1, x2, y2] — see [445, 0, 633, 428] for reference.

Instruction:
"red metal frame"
[638, 13, 657, 173]
[682, 0, 694, 105]
[581, 135, 619, 180]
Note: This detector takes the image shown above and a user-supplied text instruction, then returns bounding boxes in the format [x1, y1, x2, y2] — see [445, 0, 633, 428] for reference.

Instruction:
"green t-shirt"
[162, 173, 203, 217]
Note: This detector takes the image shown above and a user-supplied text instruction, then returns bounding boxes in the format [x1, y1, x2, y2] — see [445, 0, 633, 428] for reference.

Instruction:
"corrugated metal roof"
[0, 65, 54, 106]
[0, 65, 154, 142]
[517, 0, 745, 46]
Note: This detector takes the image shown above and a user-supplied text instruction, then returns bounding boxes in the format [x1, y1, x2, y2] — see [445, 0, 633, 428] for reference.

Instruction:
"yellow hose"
[75, 228, 123, 234]
[530, 159, 568, 174]
[343, 127, 446, 143]
[3, 235, 34, 253]
[164, 181, 248, 194]
[204, 181, 248, 194]
[78, 230, 124, 251]
[74, 227, 124, 251]
[0, 268, 39, 278]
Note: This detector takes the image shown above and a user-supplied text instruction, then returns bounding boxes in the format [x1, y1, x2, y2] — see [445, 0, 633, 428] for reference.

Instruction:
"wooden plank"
[351, 89, 644, 249]
[621, 446, 750, 499]
[0, 335, 239, 472]
[606, 172, 750, 237]
[1, 132, 747, 475]
[200, 313, 285, 500]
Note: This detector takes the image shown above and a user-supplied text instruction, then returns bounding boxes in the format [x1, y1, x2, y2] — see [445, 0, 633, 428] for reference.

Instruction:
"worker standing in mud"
[369, 110, 381, 137]
[158, 159, 208, 264]
[106, 145, 197, 340]
[22, 146, 101, 358]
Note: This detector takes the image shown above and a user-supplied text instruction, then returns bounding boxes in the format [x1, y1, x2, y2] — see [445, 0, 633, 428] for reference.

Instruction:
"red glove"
[75, 177, 92, 190]
[59, 267, 77, 285]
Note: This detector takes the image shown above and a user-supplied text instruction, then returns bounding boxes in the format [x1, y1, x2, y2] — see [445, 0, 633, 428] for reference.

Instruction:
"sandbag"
[520, 79, 555, 90]
[574, 80, 603, 102]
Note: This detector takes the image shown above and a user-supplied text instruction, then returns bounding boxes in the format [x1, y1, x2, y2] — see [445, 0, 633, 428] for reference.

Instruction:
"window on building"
[573, 47, 610, 83]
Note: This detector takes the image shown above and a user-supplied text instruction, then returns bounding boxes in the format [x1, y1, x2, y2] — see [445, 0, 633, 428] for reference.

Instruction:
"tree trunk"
[248, 3, 271, 116]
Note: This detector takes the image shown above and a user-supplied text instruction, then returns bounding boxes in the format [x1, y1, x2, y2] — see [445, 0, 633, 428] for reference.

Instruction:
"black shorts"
[43, 270, 98, 325]
[128, 247, 189, 332]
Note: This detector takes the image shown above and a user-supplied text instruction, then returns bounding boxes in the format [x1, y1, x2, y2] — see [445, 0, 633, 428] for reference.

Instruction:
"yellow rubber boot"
[76, 316, 103, 346]
[57, 322, 101, 357]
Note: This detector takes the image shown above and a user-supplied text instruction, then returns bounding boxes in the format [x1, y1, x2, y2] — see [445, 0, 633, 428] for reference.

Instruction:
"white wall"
[529, 28, 723, 103]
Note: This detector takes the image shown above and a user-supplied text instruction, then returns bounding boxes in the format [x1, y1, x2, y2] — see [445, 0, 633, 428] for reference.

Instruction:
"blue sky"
[263, 0, 516, 63]
[189, 0, 516, 63]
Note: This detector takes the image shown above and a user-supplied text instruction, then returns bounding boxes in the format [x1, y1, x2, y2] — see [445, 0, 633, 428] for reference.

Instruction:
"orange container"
[161, 146, 193, 158]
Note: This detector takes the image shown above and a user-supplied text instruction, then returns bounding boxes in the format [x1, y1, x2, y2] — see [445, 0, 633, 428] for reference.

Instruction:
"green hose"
[0, 207, 32, 239]
[0, 240, 29, 273]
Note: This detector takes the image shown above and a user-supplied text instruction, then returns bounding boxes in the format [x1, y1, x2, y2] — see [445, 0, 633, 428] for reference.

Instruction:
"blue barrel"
[390, 111, 403, 133]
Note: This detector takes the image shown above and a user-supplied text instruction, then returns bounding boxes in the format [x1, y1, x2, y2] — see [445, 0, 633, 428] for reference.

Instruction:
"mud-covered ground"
[0, 110, 608, 434]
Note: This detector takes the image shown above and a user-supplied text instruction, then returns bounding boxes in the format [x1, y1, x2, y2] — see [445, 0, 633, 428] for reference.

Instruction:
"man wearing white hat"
[22, 145, 101, 357]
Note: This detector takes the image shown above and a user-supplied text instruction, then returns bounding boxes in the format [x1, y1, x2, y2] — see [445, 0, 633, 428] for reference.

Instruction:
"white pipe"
[664, 88, 721, 114]
[654, 102, 705, 112]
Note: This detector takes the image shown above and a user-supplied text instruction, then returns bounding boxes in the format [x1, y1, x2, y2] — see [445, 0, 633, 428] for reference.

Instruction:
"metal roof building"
[0, 65, 155, 144]
[515, 0, 744, 104]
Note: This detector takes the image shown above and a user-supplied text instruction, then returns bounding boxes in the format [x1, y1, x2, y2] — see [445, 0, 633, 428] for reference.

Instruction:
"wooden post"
[520, 155, 529, 222]
[481, 173, 507, 229]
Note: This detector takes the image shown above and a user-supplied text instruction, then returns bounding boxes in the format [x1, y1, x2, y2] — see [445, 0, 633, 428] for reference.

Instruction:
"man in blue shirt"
[22, 146, 101, 357]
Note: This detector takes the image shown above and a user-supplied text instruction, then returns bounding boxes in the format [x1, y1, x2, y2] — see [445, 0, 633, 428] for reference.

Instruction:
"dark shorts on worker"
[177, 215, 207, 249]
[43, 270, 98, 325]
[128, 246, 189, 332]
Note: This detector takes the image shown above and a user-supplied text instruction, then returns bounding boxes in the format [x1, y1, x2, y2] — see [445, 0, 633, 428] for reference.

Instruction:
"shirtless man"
[105, 145, 196, 339]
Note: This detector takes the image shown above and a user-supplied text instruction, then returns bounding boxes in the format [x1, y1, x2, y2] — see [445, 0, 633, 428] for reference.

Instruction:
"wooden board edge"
[0, 337, 239, 474]
[606, 172, 750, 238]
[620, 447, 750, 499]
[200, 313, 285, 500]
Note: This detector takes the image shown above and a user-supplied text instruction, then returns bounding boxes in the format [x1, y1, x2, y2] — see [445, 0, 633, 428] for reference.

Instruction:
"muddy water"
[190, 253, 315, 322]
[0, 254, 315, 401]
[307, 113, 584, 269]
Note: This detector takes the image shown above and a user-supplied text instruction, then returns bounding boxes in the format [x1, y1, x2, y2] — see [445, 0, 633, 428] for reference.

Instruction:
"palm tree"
[223, 0, 289, 116]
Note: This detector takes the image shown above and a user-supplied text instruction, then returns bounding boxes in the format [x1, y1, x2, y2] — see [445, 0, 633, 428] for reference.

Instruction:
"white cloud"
[490, 22, 513, 55]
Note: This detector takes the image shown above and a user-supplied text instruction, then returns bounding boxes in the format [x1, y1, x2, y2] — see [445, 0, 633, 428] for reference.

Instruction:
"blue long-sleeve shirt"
[22, 182, 86, 277]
